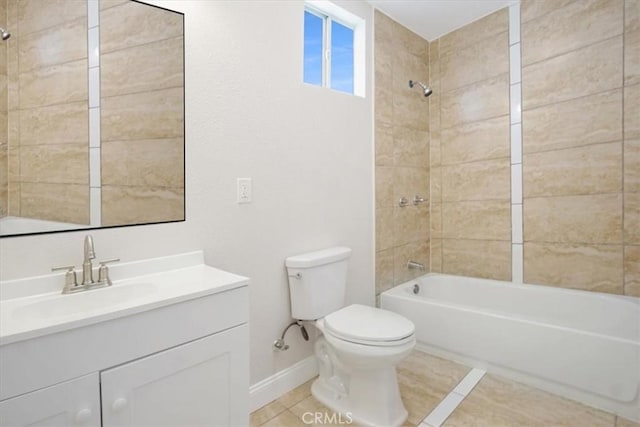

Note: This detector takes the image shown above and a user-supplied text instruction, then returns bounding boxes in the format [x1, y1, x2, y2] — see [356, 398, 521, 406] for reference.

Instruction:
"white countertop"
[0, 252, 249, 345]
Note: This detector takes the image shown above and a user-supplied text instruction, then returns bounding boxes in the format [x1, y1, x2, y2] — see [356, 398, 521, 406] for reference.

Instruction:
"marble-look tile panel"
[375, 166, 393, 208]
[276, 380, 313, 410]
[441, 158, 511, 202]
[625, 192, 640, 244]
[101, 138, 184, 187]
[397, 351, 470, 425]
[430, 128, 441, 167]
[19, 145, 88, 185]
[7, 182, 19, 216]
[442, 239, 512, 281]
[627, 0, 640, 32]
[442, 200, 511, 241]
[626, 139, 640, 192]
[441, 31, 509, 93]
[375, 121, 393, 166]
[392, 48, 428, 94]
[522, 89, 622, 153]
[391, 21, 428, 60]
[19, 17, 87, 72]
[393, 126, 429, 167]
[19, 102, 88, 145]
[100, 0, 129, 11]
[430, 238, 443, 273]
[250, 400, 287, 427]
[617, 417, 640, 427]
[100, 87, 184, 141]
[440, 8, 508, 55]
[625, 245, 640, 297]
[521, 0, 623, 66]
[394, 205, 429, 247]
[376, 207, 394, 251]
[19, 59, 88, 109]
[441, 74, 510, 129]
[625, 84, 640, 139]
[394, 240, 430, 285]
[523, 142, 622, 197]
[18, 0, 86, 36]
[520, 0, 576, 24]
[374, 10, 394, 47]
[101, 185, 184, 226]
[430, 166, 442, 203]
[444, 374, 615, 426]
[393, 167, 429, 205]
[524, 194, 623, 244]
[430, 202, 442, 239]
[392, 92, 429, 132]
[100, 1, 183, 54]
[375, 85, 393, 125]
[524, 242, 623, 294]
[101, 36, 184, 98]
[626, 29, 640, 86]
[376, 248, 394, 295]
[20, 182, 89, 225]
[522, 36, 623, 110]
[440, 115, 510, 165]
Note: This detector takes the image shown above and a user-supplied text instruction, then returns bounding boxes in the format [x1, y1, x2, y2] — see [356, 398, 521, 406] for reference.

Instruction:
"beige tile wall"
[100, 0, 184, 226]
[430, 9, 512, 281]
[521, 0, 637, 295]
[0, 0, 7, 216]
[374, 11, 430, 300]
[6, 0, 89, 224]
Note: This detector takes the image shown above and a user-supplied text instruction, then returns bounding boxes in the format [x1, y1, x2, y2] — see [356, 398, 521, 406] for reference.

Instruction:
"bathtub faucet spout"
[407, 260, 425, 271]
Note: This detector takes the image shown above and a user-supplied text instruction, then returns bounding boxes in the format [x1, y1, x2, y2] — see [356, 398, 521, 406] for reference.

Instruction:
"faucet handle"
[52, 265, 78, 291]
[98, 259, 120, 286]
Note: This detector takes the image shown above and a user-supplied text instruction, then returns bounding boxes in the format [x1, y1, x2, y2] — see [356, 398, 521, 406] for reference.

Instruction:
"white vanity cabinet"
[0, 252, 250, 427]
[101, 325, 248, 427]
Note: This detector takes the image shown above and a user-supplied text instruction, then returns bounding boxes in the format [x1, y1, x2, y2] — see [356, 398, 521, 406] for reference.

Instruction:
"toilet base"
[310, 366, 408, 427]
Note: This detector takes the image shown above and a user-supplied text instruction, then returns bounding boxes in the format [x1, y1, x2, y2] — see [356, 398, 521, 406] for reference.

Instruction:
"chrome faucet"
[407, 260, 425, 271]
[52, 235, 119, 294]
[82, 235, 96, 285]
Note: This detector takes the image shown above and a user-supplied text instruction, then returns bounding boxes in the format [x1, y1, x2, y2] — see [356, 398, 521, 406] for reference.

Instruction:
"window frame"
[303, 1, 365, 97]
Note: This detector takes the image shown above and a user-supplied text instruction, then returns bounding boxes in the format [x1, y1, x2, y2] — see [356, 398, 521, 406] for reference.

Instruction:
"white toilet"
[285, 247, 416, 427]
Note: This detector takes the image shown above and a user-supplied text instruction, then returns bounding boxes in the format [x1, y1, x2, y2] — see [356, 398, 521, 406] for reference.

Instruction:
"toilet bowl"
[285, 247, 415, 427]
[311, 304, 415, 427]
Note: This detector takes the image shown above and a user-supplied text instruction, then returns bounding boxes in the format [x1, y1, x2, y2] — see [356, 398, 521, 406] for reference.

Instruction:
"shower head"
[409, 80, 432, 97]
[0, 27, 10, 40]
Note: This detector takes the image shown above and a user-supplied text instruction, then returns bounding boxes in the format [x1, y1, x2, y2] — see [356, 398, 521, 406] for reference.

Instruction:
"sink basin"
[12, 283, 158, 322]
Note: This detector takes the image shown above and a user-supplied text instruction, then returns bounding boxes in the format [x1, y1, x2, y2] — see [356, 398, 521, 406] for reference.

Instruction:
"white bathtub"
[0, 216, 88, 236]
[381, 274, 640, 422]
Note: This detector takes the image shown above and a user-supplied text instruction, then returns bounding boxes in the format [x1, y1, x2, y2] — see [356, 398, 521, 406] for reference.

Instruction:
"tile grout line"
[509, 3, 524, 284]
[420, 368, 486, 427]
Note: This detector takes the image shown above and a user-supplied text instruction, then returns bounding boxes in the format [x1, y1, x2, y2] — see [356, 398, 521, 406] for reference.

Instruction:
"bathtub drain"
[412, 283, 420, 294]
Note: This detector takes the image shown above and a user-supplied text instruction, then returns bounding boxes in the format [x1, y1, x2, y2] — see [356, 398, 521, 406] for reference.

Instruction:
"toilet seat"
[323, 304, 415, 347]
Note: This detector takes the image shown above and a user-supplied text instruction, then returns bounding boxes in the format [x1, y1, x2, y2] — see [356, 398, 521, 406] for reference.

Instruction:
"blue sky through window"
[330, 20, 354, 94]
[303, 11, 323, 86]
[303, 10, 354, 94]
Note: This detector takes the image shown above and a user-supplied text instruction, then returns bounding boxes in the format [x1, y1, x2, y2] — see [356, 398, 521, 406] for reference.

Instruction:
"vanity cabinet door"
[0, 373, 100, 427]
[101, 324, 249, 427]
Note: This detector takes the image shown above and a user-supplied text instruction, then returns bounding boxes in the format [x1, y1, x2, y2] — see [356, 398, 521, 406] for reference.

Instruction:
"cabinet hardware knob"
[75, 408, 92, 423]
[112, 398, 128, 413]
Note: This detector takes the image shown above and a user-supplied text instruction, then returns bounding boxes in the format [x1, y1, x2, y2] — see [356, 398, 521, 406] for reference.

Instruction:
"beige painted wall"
[374, 11, 430, 301]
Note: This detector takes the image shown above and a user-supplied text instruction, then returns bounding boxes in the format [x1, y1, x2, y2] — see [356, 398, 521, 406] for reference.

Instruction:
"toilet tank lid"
[285, 247, 352, 268]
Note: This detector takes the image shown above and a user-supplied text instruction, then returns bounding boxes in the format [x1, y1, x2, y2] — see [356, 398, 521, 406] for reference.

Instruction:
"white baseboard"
[249, 356, 318, 412]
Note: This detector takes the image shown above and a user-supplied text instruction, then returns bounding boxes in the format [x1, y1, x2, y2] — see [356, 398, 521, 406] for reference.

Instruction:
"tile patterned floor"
[251, 350, 640, 427]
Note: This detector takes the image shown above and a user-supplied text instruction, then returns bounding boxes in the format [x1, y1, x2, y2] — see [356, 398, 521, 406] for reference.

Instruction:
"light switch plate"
[237, 178, 252, 204]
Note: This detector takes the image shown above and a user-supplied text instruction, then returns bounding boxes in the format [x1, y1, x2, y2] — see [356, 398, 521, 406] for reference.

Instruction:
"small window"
[303, 2, 364, 96]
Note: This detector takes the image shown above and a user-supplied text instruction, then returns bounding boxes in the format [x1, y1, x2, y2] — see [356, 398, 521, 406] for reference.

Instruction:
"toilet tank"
[285, 247, 352, 320]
